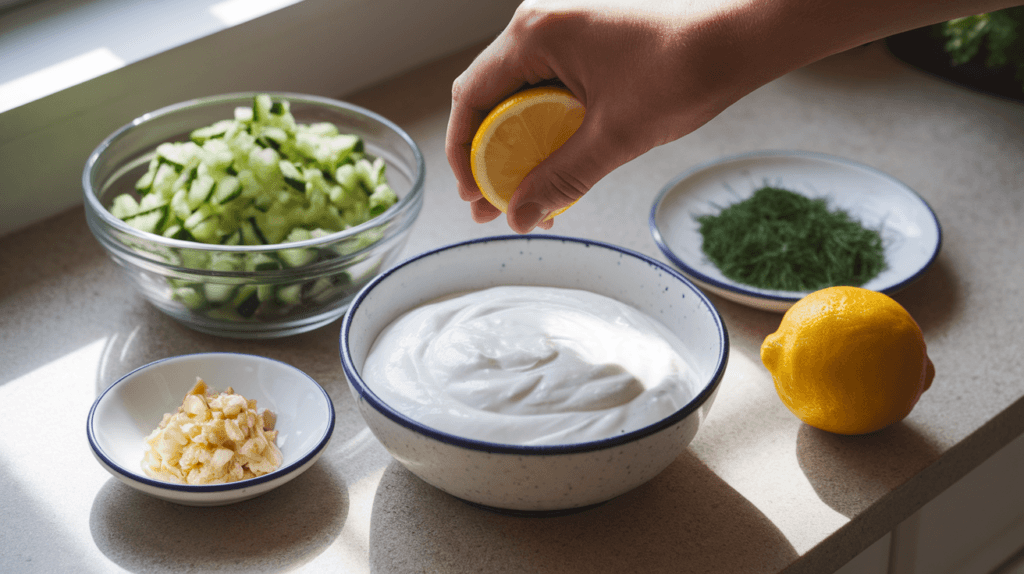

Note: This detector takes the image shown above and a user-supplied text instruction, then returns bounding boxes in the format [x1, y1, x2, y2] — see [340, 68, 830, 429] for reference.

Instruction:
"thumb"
[506, 119, 613, 233]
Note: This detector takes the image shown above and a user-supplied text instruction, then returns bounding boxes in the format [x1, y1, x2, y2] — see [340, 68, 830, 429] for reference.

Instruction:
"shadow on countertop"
[888, 255, 961, 340]
[367, 453, 798, 574]
[796, 422, 942, 519]
[89, 461, 347, 573]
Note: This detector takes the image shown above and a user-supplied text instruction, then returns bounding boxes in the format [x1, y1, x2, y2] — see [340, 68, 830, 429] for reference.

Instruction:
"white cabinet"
[891, 430, 1024, 574]
[838, 431, 1024, 574]
[836, 534, 893, 574]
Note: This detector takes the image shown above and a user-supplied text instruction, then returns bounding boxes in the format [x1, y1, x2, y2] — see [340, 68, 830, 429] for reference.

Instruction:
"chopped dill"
[695, 186, 886, 291]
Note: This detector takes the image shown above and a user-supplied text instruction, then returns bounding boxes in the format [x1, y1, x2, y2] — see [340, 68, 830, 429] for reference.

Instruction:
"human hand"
[445, 0, 773, 233]
[447, 0, 1023, 234]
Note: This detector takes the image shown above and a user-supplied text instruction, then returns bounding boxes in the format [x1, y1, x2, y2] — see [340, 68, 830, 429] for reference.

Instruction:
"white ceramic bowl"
[87, 353, 335, 506]
[340, 235, 728, 514]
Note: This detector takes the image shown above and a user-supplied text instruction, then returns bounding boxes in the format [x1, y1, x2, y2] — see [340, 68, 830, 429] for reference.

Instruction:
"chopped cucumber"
[135, 157, 160, 192]
[277, 228, 316, 268]
[279, 160, 306, 192]
[369, 183, 398, 216]
[106, 94, 402, 322]
[173, 286, 206, 309]
[232, 285, 260, 318]
[178, 249, 211, 269]
[221, 229, 242, 245]
[253, 93, 274, 123]
[275, 283, 303, 305]
[234, 106, 253, 122]
[170, 189, 191, 220]
[157, 141, 200, 169]
[150, 163, 179, 198]
[244, 253, 281, 272]
[257, 283, 276, 303]
[187, 174, 215, 208]
[162, 224, 190, 240]
[183, 204, 215, 230]
[124, 207, 167, 234]
[189, 216, 221, 244]
[211, 176, 242, 205]
[240, 217, 269, 245]
[190, 119, 235, 144]
[305, 277, 333, 300]
[138, 192, 168, 212]
[111, 194, 140, 219]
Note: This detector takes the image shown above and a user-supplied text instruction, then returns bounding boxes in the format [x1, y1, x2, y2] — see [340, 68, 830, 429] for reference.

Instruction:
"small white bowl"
[87, 353, 335, 506]
[340, 235, 728, 514]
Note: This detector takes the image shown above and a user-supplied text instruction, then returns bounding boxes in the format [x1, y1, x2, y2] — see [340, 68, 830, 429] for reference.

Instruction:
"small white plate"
[649, 150, 942, 313]
[88, 353, 335, 506]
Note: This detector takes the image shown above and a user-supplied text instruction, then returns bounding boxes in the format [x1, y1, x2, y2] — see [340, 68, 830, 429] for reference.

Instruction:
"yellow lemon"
[470, 85, 586, 217]
[760, 286, 934, 435]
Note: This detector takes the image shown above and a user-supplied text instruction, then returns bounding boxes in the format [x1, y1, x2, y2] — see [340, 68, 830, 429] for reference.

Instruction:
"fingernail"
[517, 203, 550, 232]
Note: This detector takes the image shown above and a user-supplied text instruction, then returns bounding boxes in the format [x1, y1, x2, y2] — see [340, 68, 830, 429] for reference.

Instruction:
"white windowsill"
[0, 0, 307, 114]
[0, 0, 517, 237]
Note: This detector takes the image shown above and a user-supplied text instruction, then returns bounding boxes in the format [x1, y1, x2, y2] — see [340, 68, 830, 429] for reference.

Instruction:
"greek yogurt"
[361, 285, 699, 445]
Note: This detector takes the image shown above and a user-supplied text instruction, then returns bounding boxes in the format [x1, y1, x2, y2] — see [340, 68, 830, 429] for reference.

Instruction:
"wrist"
[733, 0, 1024, 79]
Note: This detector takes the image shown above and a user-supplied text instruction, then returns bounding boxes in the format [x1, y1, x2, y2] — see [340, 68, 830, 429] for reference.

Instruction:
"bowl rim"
[648, 149, 944, 306]
[86, 352, 336, 493]
[82, 91, 426, 255]
[340, 234, 729, 455]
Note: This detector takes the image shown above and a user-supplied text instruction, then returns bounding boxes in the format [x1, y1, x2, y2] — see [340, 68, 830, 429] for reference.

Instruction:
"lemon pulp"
[470, 86, 585, 216]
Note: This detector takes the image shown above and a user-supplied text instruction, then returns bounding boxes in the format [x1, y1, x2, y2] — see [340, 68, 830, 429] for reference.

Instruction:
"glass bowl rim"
[82, 91, 426, 254]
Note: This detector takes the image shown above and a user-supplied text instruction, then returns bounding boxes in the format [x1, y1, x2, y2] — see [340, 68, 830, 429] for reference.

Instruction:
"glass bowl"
[83, 92, 424, 338]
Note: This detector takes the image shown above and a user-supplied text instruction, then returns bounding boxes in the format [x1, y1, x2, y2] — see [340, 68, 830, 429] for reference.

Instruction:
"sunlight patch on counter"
[333, 427, 379, 463]
[691, 347, 849, 554]
[0, 48, 124, 114]
[209, 0, 302, 26]
[305, 466, 385, 573]
[0, 337, 114, 568]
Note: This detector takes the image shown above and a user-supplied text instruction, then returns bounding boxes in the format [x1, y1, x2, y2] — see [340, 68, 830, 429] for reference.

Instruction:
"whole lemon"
[760, 286, 934, 435]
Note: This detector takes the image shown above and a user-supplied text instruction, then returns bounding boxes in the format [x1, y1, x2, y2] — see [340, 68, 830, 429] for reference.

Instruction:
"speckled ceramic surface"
[340, 235, 728, 513]
[87, 353, 335, 506]
[650, 150, 942, 312]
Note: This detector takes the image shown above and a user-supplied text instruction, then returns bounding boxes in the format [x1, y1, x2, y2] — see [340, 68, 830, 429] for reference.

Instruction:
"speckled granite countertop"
[1, 41, 1022, 574]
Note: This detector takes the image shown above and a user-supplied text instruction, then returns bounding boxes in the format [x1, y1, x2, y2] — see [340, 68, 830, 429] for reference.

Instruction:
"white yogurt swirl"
[362, 285, 698, 445]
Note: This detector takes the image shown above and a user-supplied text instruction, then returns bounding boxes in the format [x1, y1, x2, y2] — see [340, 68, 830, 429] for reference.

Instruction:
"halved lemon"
[470, 86, 586, 217]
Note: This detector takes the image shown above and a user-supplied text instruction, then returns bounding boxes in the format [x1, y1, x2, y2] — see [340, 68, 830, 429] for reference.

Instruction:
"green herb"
[695, 186, 886, 291]
[941, 8, 1024, 91]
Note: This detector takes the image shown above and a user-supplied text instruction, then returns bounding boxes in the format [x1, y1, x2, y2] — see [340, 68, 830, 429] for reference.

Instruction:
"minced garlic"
[141, 378, 282, 484]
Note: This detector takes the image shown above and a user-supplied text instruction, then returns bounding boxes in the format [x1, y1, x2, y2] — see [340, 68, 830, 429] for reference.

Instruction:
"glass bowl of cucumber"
[83, 92, 425, 339]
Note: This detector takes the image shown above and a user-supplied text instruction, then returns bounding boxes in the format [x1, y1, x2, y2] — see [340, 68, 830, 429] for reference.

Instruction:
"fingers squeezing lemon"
[761, 286, 935, 435]
[470, 86, 585, 219]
